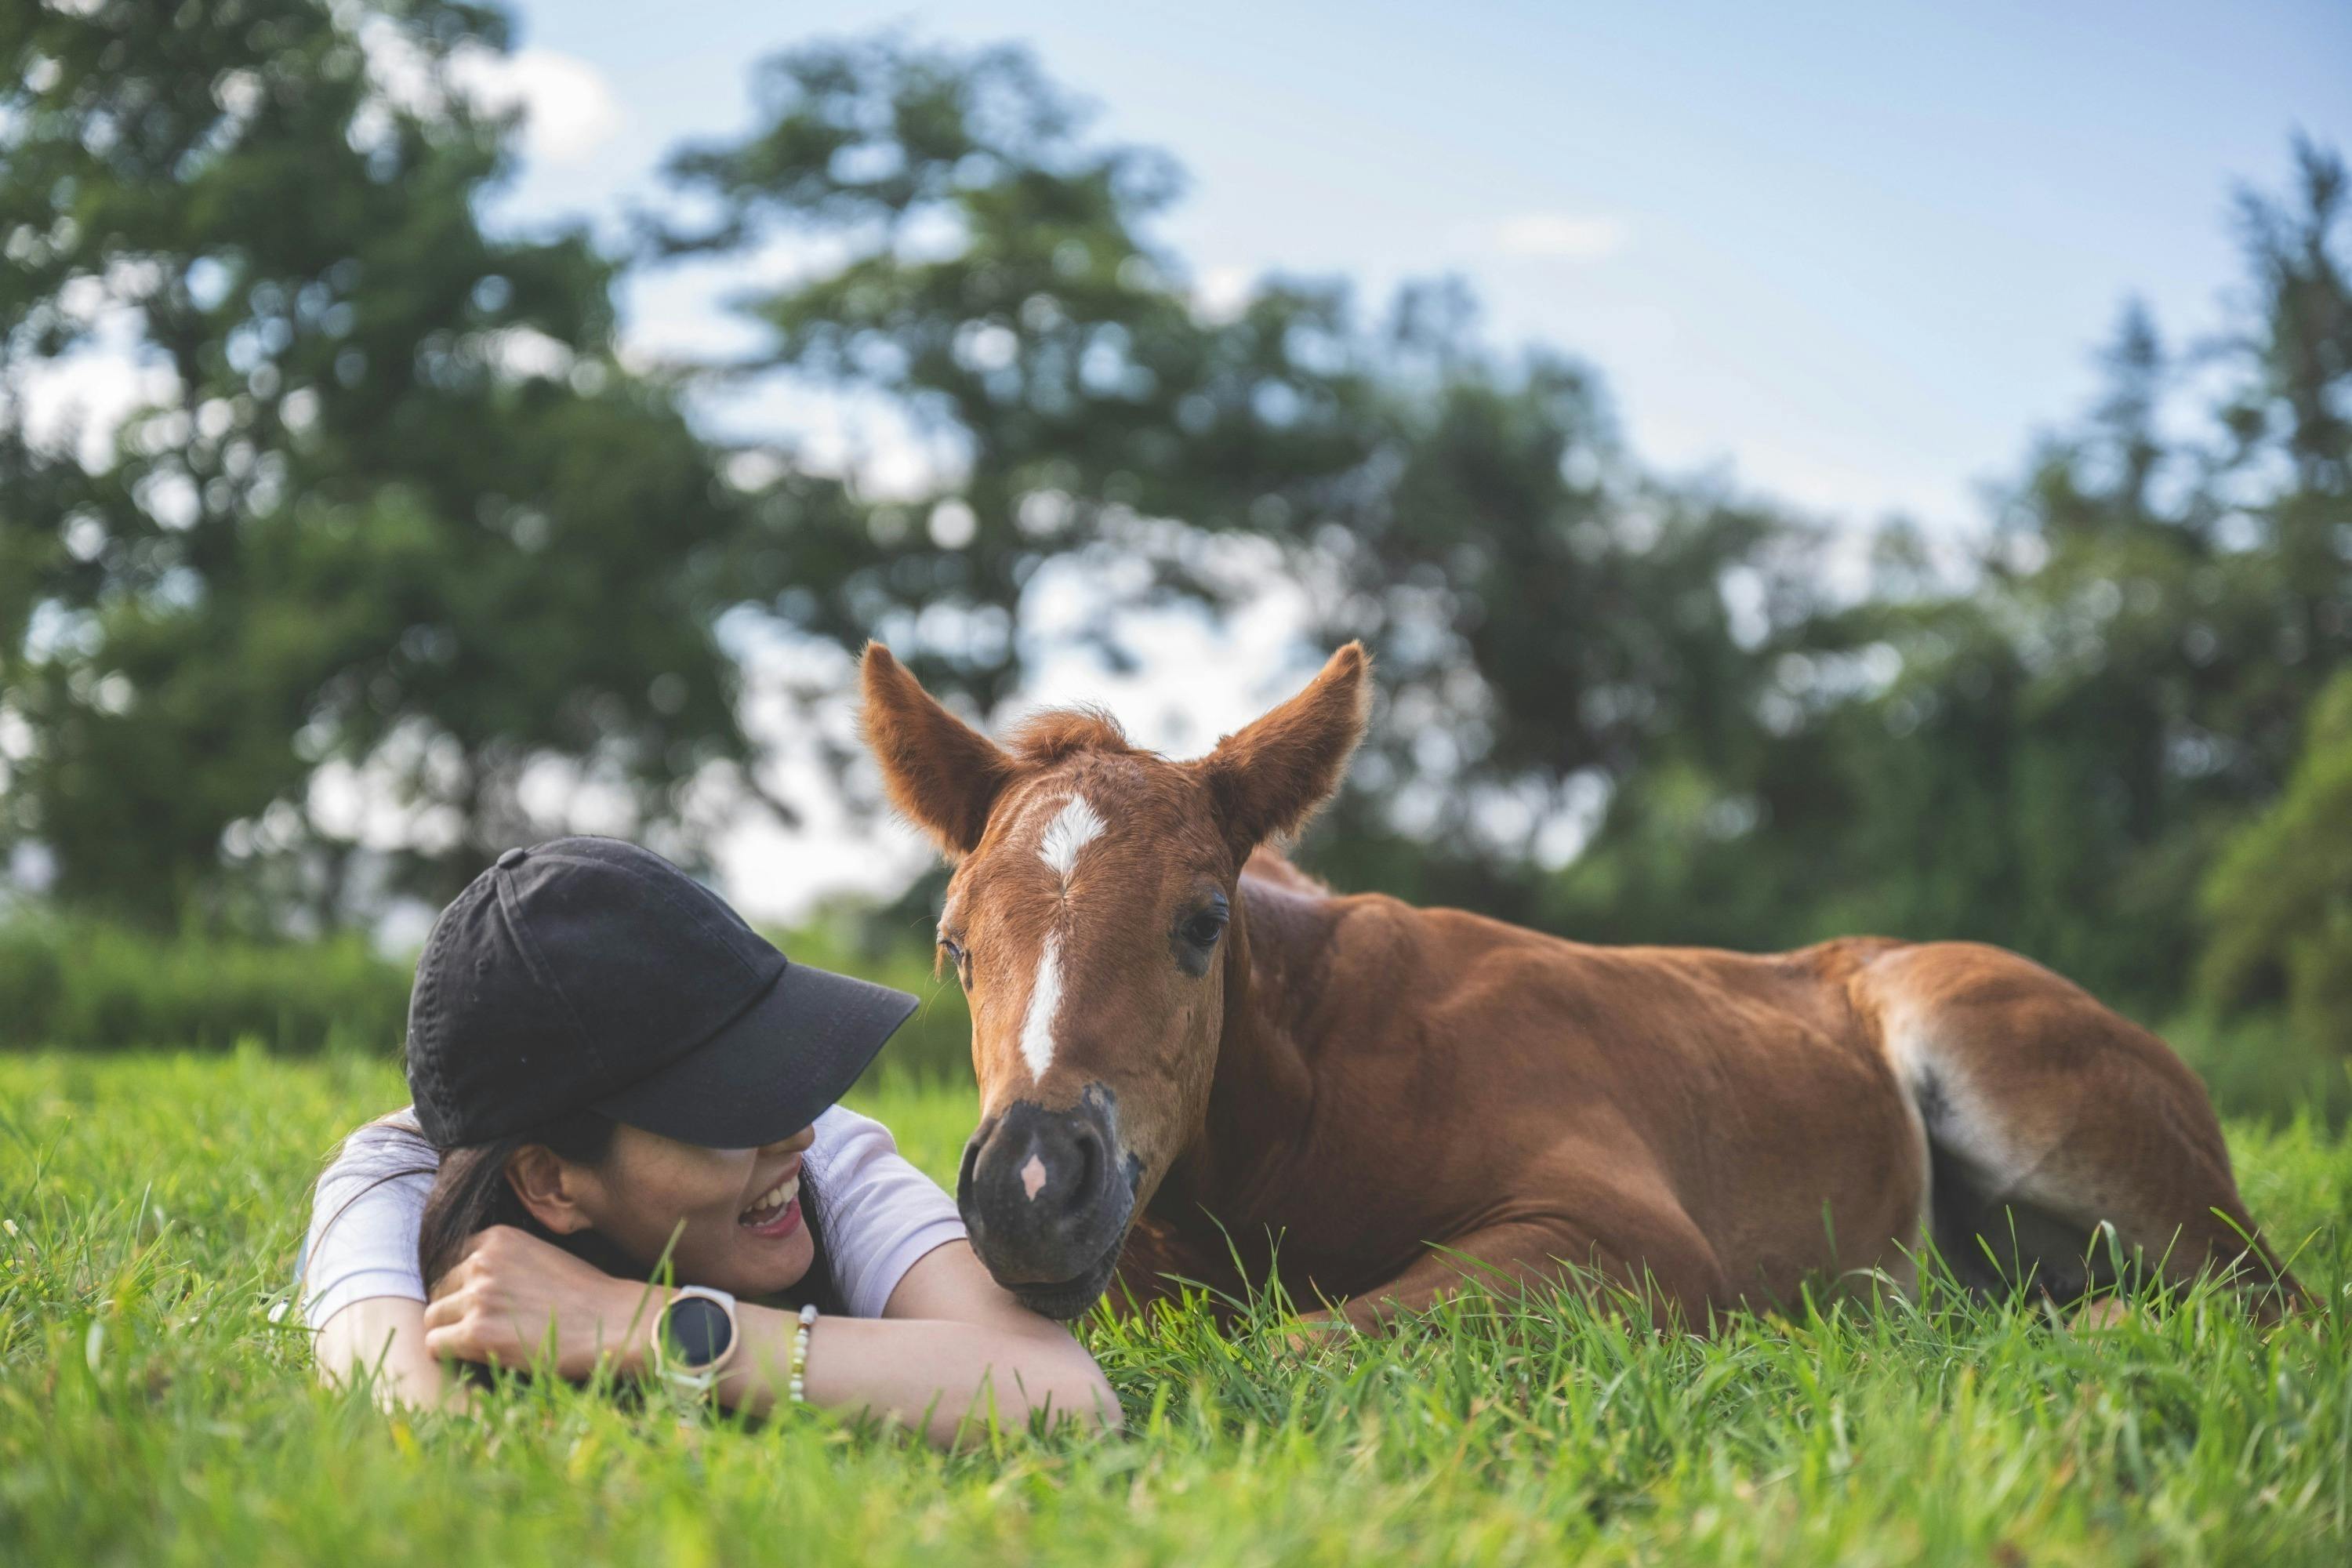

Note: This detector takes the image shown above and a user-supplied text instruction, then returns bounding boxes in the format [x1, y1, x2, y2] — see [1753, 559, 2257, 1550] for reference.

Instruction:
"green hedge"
[2168, 1011, 2352, 1131]
[0, 912, 975, 1083]
[0, 918, 411, 1054]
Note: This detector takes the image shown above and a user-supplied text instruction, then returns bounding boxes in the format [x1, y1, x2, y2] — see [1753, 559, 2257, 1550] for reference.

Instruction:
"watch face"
[662, 1296, 734, 1368]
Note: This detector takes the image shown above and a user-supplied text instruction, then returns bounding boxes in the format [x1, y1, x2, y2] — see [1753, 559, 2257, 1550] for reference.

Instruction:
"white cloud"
[1492, 212, 1630, 262]
[448, 47, 622, 166]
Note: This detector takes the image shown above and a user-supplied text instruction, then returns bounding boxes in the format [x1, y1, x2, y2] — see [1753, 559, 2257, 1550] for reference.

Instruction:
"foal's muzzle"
[956, 1086, 1137, 1319]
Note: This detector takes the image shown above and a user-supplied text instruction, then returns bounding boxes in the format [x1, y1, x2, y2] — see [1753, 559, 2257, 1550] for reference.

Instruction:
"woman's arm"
[301, 1116, 454, 1404]
[752, 1239, 1120, 1444]
[422, 1227, 1120, 1446]
[314, 1297, 463, 1411]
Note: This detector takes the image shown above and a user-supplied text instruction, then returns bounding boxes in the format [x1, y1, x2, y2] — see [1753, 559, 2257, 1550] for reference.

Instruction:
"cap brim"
[593, 961, 920, 1147]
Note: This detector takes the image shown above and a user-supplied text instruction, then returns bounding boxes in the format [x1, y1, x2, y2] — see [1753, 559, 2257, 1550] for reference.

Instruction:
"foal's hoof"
[1278, 1315, 1359, 1355]
[2068, 1298, 2136, 1333]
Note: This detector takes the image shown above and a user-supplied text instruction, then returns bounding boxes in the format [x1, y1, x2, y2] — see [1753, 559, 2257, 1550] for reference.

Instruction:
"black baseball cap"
[405, 837, 919, 1149]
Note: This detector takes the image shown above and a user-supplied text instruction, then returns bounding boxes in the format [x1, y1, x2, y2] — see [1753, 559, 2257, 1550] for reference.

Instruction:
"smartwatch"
[651, 1286, 740, 1393]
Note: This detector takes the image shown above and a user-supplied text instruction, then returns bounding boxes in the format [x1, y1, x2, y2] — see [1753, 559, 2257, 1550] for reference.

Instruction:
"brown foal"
[861, 640, 2303, 1329]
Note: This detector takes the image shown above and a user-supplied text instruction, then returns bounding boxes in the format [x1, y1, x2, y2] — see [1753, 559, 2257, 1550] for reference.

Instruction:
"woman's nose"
[764, 1126, 816, 1156]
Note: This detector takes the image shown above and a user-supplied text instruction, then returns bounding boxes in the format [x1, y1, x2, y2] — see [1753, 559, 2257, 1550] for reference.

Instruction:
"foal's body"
[1124, 852, 2284, 1327]
[861, 640, 2298, 1328]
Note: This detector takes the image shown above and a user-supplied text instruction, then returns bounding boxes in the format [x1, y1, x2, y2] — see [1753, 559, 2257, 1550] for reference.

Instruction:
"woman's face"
[564, 1123, 817, 1299]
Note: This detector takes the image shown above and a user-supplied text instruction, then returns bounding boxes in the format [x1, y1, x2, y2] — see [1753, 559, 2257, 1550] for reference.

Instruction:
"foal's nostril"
[1061, 1124, 1103, 1216]
[956, 1127, 986, 1211]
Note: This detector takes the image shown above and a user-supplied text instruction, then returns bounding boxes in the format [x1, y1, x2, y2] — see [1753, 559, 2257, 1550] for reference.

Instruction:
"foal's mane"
[1004, 706, 1138, 765]
[1242, 845, 1330, 895]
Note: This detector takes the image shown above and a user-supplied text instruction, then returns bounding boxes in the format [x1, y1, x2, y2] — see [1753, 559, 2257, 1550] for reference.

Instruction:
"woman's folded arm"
[420, 1225, 1118, 1446]
[757, 1239, 1119, 1443]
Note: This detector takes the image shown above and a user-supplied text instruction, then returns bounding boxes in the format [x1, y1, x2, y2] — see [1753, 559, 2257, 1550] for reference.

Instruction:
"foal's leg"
[1308, 1189, 1733, 1335]
[1864, 942, 2303, 1319]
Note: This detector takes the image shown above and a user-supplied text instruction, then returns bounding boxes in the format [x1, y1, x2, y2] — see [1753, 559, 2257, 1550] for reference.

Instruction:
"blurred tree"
[652, 36, 1381, 715]
[658, 37, 1818, 937]
[1537, 142, 2350, 1011]
[1862, 143, 2347, 1004]
[2201, 668, 2352, 1047]
[0, 0, 777, 924]
[1279, 289, 1823, 924]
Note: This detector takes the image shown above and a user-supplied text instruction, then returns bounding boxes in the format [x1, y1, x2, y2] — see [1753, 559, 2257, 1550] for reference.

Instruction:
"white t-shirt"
[298, 1104, 967, 1329]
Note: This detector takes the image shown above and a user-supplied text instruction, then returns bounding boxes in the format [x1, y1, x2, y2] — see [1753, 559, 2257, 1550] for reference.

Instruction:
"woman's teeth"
[739, 1173, 800, 1225]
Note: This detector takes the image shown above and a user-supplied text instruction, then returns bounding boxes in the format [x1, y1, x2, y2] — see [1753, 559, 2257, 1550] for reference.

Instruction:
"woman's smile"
[572, 1126, 819, 1296]
[738, 1159, 804, 1239]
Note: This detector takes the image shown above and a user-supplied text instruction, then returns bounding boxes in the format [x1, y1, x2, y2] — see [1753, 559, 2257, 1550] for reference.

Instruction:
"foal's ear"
[860, 643, 1018, 857]
[1200, 642, 1372, 863]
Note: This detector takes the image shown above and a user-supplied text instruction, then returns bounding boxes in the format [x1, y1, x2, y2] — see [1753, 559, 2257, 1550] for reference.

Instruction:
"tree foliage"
[0, 0, 766, 924]
[654, 36, 1392, 713]
[1536, 143, 2351, 1011]
[663, 37, 1819, 935]
[2202, 669, 2352, 1046]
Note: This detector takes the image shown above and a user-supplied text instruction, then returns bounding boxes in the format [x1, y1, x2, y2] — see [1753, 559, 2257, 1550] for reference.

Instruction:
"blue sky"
[489, 0, 2350, 532]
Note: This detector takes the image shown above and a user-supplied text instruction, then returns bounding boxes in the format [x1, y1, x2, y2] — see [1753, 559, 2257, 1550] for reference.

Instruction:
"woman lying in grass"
[299, 837, 1118, 1446]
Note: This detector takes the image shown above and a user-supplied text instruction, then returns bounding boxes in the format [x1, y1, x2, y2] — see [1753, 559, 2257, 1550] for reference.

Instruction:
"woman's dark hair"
[412, 1109, 845, 1316]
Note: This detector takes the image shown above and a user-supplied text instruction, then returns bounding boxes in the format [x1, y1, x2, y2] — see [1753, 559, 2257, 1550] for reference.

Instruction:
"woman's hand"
[422, 1225, 657, 1380]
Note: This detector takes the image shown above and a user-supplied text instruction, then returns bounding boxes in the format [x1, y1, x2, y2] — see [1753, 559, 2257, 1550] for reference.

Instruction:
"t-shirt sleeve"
[298, 1110, 437, 1331]
[806, 1105, 968, 1319]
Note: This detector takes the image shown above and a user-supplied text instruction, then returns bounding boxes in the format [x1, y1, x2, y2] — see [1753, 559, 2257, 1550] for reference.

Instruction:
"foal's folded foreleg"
[1305, 1200, 1733, 1335]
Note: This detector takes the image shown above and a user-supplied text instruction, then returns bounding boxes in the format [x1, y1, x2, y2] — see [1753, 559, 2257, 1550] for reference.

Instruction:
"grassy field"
[2, 1051, 2347, 1566]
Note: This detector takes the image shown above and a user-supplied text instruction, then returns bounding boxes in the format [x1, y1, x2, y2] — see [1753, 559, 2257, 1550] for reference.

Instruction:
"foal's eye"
[938, 936, 969, 982]
[1181, 912, 1228, 949]
[1174, 896, 1230, 975]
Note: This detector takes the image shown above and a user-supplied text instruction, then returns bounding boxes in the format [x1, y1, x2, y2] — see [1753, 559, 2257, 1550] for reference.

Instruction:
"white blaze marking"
[1037, 793, 1105, 884]
[1016, 793, 1105, 1080]
[1020, 1153, 1048, 1201]
[1019, 928, 1066, 1079]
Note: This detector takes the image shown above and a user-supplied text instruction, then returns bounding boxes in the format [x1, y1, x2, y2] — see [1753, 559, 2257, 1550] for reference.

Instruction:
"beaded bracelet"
[786, 1303, 817, 1404]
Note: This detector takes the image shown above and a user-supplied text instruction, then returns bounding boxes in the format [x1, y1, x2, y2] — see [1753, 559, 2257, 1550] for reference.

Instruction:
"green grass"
[2, 1051, 2347, 1566]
